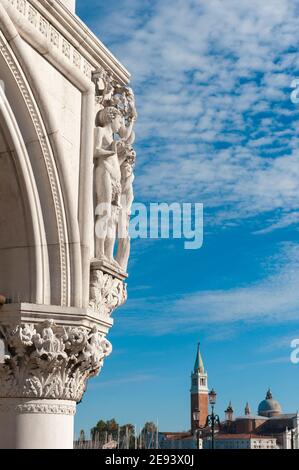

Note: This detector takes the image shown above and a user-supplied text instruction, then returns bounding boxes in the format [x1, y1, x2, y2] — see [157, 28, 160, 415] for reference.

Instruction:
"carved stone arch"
[0, 82, 50, 304]
[0, 30, 70, 306]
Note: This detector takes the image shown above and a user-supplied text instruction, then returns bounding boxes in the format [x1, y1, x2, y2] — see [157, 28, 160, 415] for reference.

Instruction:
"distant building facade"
[219, 390, 299, 449]
[204, 434, 278, 449]
[159, 432, 200, 449]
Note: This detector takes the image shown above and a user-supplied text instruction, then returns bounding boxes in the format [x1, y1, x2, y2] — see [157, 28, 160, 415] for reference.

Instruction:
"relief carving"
[89, 269, 127, 315]
[0, 320, 112, 402]
[93, 71, 137, 273]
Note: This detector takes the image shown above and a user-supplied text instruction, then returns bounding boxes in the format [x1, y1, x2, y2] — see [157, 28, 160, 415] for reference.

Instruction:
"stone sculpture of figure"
[31, 321, 66, 360]
[114, 90, 137, 271]
[94, 84, 137, 269]
[79, 326, 111, 370]
[115, 147, 136, 272]
[94, 106, 124, 266]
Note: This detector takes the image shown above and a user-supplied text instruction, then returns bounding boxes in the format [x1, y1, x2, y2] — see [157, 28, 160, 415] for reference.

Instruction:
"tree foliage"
[91, 419, 136, 448]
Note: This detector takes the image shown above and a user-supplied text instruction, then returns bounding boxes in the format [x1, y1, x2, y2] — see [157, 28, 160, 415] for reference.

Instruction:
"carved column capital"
[0, 320, 112, 402]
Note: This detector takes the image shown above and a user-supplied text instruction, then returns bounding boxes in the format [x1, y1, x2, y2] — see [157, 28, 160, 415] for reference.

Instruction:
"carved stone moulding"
[0, 398, 76, 416]
[0, 309, 113, 402]
[1, 0, 130, 88]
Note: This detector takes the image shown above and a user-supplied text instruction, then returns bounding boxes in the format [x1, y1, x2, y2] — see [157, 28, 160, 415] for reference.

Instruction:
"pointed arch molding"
[0, 28, 70, 306]
[0, 81, 50, 304]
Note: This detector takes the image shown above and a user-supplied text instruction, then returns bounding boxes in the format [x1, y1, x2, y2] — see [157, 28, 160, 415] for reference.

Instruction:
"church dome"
[258, 389, 282, 417]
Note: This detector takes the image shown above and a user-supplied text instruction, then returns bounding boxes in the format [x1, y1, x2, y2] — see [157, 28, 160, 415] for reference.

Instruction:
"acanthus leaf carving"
[0, 320, 112, 402]
[89, 269, 127, 316]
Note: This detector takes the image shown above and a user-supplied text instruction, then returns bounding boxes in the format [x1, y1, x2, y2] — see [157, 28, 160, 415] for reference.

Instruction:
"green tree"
[91, 419, 114, 445]
[90, 419, 136, 448]
[106, 418, 119, 439]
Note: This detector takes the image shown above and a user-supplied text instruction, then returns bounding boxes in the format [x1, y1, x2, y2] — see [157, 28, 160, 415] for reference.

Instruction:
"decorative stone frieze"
[6, 0, 93, 78]
[0, 400, 76, 415]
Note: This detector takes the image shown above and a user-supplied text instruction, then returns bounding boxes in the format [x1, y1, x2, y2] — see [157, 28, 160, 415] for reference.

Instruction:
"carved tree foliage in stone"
[0, 320, 112, 402]
[89, 270, 127, 315]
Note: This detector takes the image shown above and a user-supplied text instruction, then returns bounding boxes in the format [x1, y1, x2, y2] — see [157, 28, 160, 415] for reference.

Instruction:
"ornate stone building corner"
[0, 0, 136, 449]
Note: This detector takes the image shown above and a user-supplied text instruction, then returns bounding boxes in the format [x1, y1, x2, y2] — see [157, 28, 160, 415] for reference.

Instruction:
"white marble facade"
[0, 0, 136, 448]
[62, 0, 76, 12]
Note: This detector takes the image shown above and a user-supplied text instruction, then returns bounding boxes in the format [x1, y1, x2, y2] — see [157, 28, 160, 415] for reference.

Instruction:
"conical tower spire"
[225, 401, 234, 421]
[190, 343, 208, 431]
[225, 400, 233, 413]
[194, 342, 205, 374]
[245, 402, 251, 415]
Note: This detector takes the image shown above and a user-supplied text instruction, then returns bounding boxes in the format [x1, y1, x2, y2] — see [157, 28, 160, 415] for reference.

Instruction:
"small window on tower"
[192, 378, 196, 386]
[200, 378, 205, 386]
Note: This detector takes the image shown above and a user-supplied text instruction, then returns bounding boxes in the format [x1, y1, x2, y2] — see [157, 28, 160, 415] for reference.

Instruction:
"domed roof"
[258, 389, 282, 417]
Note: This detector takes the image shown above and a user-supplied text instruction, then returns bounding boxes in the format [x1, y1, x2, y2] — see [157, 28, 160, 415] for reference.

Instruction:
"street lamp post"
[192, 409, 201, 450]
[205, 388, 221, 449]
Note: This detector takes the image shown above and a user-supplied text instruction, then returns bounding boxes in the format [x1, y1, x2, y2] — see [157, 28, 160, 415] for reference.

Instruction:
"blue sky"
[75, 0, 299, 437]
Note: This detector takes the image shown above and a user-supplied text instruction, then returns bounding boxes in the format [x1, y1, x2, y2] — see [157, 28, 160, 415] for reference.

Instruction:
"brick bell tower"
[190, 343, 209, 431]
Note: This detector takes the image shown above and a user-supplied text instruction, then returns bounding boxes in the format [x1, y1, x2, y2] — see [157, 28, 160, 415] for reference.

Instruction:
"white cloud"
[88, 0, 299, 229]
[258, 333, 299, 353]
[232, 356, 290, 371]
[254, 211, 299, 234]
[118, 243, 299, 334]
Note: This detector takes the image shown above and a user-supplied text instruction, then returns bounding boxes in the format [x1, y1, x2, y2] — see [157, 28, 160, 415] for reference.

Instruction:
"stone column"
[0, 301, 118, 449]
[0, 399, 75, 449]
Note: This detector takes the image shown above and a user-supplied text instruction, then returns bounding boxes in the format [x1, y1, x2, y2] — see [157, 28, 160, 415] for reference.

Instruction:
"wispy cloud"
[89, 0, 299, 230]
[258, 333, 299, 353]
[232, 355, 291, 371]
[118, 242, 299, 334]
[254, 211, 299, 234]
